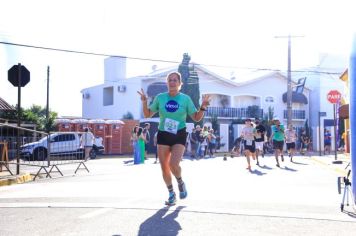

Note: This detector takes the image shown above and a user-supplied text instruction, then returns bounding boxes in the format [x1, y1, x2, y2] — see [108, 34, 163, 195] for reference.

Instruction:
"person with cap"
[269, 118, 285, 167]
[137, 71, 211, 206]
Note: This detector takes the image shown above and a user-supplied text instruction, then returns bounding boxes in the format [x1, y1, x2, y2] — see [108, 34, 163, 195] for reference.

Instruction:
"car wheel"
[89, 149, 96, 159]
[33, 148, 47, 161]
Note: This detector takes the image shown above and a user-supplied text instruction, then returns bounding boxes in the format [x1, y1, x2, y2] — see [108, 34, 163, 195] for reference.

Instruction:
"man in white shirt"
[80, 128, 95, 161]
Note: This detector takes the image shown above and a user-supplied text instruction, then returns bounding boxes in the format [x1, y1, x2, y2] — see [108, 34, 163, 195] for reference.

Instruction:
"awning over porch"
[282, 91, 308, 104]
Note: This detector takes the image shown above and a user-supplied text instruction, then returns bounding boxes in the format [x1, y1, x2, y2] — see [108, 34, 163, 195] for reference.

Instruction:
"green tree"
[247, 105, 261, 119]
[178, 53, 201, 124]
[304, 119, 310, 137]
[122, 111, 134, 120]
[0, 104, 57, 131]
[210, 114, 219, 132]
[263, 106, 274, 122]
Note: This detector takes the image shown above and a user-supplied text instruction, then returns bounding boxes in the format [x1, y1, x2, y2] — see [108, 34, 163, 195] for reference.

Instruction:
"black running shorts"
[286, 142, 295, 150]
[243, 140, 256, 153]
[273, 140, 284, 151]
[157, 128, 187, 147]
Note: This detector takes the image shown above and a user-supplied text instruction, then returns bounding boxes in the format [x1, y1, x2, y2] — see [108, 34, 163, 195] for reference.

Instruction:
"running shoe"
[165, 192, 176, 206]
[276, 162, 280, 167]
[179, 182, 188, 199]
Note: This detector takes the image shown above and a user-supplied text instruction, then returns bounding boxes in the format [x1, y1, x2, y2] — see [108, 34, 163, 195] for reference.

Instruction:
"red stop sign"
[327, 90, 342, 104]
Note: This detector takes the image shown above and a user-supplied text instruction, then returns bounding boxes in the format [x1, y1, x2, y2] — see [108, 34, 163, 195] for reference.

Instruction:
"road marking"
[79, 208, 113, 219]
[311, 157, 348, 176]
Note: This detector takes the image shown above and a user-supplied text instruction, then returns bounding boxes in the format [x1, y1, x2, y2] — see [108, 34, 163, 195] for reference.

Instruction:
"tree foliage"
[0, 104, 57, 131]
[122, 111, 134, 120]
[178, 53, 201, 124]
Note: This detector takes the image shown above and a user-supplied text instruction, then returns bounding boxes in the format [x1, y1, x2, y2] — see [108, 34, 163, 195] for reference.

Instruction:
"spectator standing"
[207, 129, 217, 158]
[189, 128, 198, 159]
[324, 129, 331, 155]
[153, 131, 158, 163]
[300, 130, 310, 155]
[80, 127, 95, 161]
[142, 123, 151, 160]
[137, 127, 146, 163]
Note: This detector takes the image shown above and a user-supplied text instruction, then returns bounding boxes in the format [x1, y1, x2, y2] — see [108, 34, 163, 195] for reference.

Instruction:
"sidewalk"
[0, 171, 33, 187]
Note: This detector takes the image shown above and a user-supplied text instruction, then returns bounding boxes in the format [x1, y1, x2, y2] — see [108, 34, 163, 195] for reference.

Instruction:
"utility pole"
[275, 35, 304, 127]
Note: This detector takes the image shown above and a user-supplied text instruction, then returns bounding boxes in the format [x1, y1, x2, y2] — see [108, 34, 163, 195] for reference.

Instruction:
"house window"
[265, 96, 274, 103]
[103, 87, 114, 106]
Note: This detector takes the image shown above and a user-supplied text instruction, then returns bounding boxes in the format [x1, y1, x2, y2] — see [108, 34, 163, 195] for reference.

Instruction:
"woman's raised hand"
[137, 88, 148, 102]
[201, 94, 211, 108]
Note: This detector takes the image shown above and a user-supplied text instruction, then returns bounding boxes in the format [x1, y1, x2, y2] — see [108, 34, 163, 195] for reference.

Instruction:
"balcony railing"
[283, 110, 306, 120]
[206, 107, 263, 119]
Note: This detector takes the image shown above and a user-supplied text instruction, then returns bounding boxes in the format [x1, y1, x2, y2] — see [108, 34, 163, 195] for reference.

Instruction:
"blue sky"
[0, 0, 355, 116]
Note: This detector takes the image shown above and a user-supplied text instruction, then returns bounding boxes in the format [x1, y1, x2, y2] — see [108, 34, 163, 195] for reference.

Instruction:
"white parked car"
[20, 132, 104, 161]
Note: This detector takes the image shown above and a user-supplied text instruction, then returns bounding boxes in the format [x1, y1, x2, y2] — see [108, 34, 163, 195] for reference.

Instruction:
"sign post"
[327, 90, 341, 162]
[318, 111, 327, 156]
[8, 64, 30, 174]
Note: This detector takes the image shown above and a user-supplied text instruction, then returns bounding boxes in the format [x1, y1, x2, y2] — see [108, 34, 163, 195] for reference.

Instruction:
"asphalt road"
[1, 154, 355, 236]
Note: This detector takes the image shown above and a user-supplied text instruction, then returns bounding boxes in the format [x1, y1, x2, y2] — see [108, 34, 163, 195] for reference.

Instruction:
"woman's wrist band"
[200, 106, 207, 111]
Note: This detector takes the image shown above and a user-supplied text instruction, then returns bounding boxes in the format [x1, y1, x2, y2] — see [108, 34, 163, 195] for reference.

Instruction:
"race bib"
[164, 118, 179, 134]
[246, 139, 253, 146]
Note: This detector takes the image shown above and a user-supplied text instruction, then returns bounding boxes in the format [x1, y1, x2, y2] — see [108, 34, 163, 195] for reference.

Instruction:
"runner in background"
[285, 124, 297, 162]
[254, 118, 266, 166]
[270, 118, 285, 167]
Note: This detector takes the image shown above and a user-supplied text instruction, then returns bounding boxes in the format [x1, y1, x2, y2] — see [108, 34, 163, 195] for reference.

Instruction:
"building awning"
[339, 104, 349, 119]
[147, 82, 167, 97]
[282, 91, 308, 104]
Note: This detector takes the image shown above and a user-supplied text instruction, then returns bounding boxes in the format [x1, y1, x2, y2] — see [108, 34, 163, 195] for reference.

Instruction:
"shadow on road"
[250, 169, 266, 176]
[137, 206, 185, 236]
[291, 161, 308, 165]
[123, 160, 134, 165]
[283, 166, 297, 172]
[258, 165, 273, 170]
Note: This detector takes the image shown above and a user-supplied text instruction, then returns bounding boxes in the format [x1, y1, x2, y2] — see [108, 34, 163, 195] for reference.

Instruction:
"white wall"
[104, 57, 126, 82]
[82, 78, 143, 120]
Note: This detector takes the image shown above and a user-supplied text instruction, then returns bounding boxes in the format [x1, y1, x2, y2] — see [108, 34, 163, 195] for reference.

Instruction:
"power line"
[0, 41, 343, 75]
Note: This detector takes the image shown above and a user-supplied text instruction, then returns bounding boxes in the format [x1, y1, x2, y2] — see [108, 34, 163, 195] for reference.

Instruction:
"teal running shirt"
[149, 92, 197, 133]
[271, 124, 285, 141]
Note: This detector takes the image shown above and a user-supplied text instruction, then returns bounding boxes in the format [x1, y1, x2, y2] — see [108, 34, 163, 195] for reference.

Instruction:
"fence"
[0, 123, 90, 180]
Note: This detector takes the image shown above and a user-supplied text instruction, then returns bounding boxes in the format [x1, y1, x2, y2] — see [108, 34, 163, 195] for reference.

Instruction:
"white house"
[81, 57, 312, 152]
[288, 53, 347, 151]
